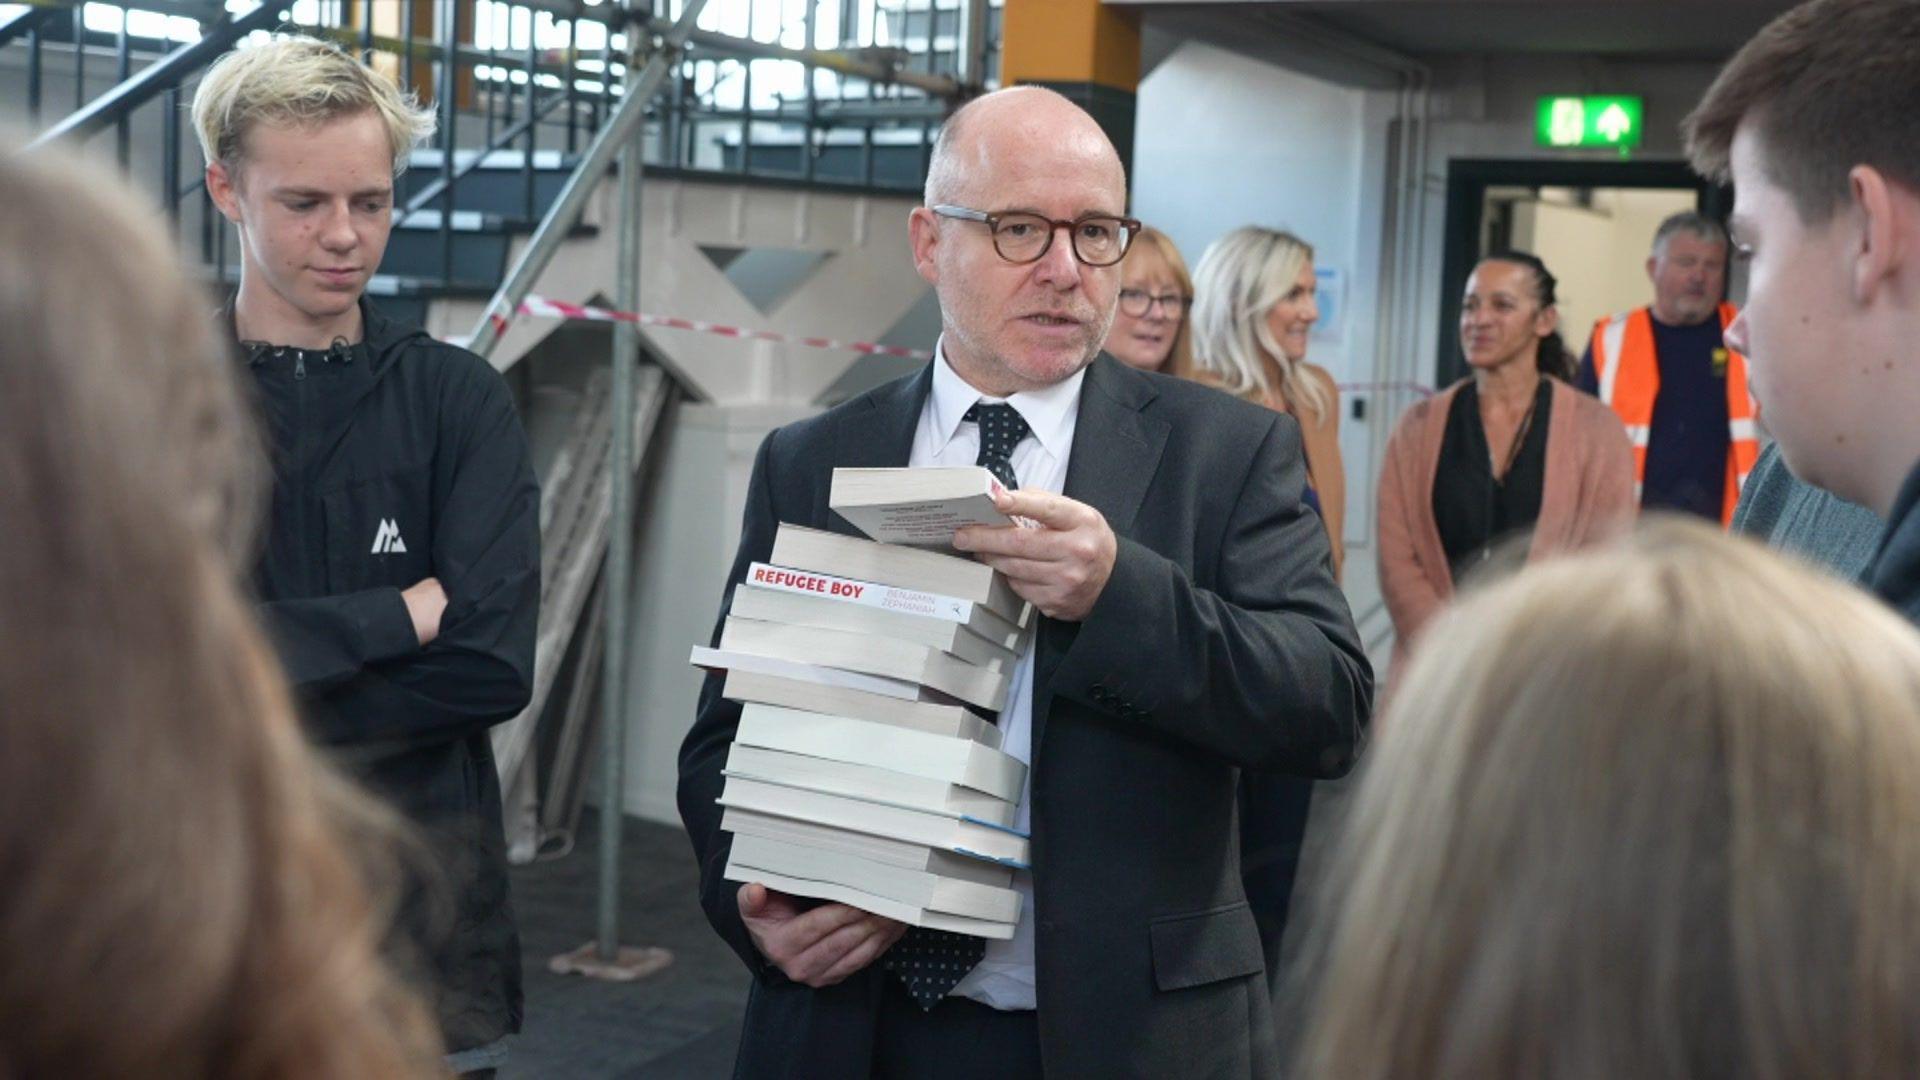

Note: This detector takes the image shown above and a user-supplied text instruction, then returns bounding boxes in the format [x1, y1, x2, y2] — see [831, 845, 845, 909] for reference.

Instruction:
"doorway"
[1436, 159, 1730, 387]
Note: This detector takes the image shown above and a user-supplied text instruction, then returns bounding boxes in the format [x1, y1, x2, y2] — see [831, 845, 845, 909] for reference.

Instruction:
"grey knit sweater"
[1731, 442, 1885, 582]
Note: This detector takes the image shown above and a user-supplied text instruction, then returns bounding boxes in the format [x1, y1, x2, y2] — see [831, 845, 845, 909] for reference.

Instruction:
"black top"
[1433, 377, 1554, 581]
[1576, 312, 1730, 521]
[1870, 457, 1920, 627]
[227, 296, 540, 1051]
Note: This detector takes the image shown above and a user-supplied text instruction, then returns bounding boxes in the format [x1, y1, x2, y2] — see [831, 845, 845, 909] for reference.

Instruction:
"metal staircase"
[6, 0, 979, 963]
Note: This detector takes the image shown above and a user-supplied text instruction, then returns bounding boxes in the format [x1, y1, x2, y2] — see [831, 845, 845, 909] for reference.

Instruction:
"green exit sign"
[1536, 95, 1645, 150]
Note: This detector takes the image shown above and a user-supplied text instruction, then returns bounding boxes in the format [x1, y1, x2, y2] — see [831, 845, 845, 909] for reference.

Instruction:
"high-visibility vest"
[1588, 303, 1758, 526]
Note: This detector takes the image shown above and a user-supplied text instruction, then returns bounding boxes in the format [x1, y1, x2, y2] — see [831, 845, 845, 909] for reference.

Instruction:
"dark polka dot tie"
[883, 401, 1025, 1009]
[963, 402, 1029, 491]
[885, 924, 988, 1011]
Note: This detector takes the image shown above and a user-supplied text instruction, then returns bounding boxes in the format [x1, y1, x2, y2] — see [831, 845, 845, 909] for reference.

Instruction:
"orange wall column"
[1000, 0, 1143, 184]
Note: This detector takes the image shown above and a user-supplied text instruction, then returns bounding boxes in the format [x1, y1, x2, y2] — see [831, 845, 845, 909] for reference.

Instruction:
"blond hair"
[1118, 226, 1197, 378]
[192, 34, 435, 175]
[0, 149, 446, 1079]
[1189, 226, 1330, 422]
[1298, 518, 1920, 1079]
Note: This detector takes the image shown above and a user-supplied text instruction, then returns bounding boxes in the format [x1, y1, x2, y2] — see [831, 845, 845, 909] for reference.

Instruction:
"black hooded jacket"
[233, 297, 540, 1052]
[1872, 460, 1920, 625]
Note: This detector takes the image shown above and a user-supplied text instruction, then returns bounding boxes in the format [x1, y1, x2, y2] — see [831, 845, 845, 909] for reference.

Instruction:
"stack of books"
[690, 467, 1034, 939]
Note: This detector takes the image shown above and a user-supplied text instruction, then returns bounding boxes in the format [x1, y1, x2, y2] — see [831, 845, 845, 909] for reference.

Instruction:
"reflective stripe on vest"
[1588, 303, 1757, 526]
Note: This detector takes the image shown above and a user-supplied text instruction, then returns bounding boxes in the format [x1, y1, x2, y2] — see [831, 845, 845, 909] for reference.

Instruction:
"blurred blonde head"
[1189, 225, 1328, 421]
[193, 34, 434, 176]
[1300, 518, 1920, 1079]
[0, 149, 444, 1079]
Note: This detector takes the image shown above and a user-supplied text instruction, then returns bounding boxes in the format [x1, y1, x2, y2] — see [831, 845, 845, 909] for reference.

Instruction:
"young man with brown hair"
[1684, 0, 1920, 621]
[194, 35, 541, 1077]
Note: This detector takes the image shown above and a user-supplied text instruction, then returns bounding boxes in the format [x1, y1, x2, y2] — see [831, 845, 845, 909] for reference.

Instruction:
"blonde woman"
[0, 151, 445, 1079]
[1102, 225, 1195, 376]
[1190, 227, 1345, 579]
[1300, 519, 1920, 1079]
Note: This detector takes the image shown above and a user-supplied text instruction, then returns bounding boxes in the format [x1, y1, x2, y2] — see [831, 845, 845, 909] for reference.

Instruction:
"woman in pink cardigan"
[1378, 251, 1635, 654]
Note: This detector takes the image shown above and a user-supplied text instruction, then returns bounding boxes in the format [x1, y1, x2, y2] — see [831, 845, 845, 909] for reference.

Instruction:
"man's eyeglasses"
[931, 204, 1143, 267]
[1118, 289, 1188, 318]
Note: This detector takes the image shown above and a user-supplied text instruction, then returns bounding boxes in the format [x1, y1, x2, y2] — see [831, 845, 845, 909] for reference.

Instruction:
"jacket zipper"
[294, 349, 315, 590]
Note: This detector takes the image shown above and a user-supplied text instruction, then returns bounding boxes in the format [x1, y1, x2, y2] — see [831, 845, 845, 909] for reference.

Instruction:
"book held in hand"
[732, 580, 1017, 671]
[722, 807, 1017, 887]
[695, 499, 1037, 940]
[727, 832, 1022, 924]
[771, 523, 1030, 627]
[724, 743, 1017, 827]
[723, 854, 1018, 939]
[720, 615, 1011, 712]
[734, 703, 1026, 802]
[689, 645, 935, 703]
[720, 668, 998, 746]
[829, 465, 1030, 548]
[742, 560, 1025, 651]
[716, 773, 1031, 866]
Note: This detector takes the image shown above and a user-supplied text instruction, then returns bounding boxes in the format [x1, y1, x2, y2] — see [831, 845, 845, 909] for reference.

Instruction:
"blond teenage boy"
[195, 36, 540, 1077]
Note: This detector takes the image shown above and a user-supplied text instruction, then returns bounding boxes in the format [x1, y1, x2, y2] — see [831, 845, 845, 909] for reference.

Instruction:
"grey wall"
[1132, 38, 1397, 558]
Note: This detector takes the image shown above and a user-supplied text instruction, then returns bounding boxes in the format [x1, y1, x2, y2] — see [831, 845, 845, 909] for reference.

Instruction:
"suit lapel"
[824, 364, 931, 537]
[1060, 357, 1168, 536]
[1033, 356, 1169, 751]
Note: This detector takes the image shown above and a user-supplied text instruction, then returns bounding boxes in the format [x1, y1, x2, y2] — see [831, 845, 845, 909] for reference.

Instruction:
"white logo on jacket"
[371, 518, 408, 555]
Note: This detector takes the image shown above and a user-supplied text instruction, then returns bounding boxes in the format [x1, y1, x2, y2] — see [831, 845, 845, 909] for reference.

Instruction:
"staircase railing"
[12, 0, 627, 294]
[10, 0, 988, 296]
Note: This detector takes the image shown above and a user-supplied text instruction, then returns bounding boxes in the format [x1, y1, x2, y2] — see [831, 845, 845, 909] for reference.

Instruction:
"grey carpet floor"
[501, 809, 747, 1079]
[501, 773, 1360, 1078]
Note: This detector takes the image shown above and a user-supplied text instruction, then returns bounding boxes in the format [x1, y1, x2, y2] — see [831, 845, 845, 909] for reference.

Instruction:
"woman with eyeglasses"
[1190, 227, 1346, 580]
[1102, 226, 1196, 375]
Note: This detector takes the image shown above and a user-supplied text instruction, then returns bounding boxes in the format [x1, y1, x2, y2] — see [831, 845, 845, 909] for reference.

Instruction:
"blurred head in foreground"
[1300, 518, 1920, 1079]
[0, 147, 443, 1079]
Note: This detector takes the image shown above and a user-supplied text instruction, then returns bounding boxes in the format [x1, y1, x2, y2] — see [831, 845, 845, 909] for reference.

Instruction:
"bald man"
[678, 87, 1371, 1078]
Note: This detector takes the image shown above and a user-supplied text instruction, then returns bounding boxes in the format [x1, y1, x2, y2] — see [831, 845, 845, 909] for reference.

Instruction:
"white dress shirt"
[911, 340, 1084, 1012]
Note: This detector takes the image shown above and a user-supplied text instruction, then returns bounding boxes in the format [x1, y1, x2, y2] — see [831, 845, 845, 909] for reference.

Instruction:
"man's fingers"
[738, 882, 806, 921]
[815, 921, 903, 985]
[976, 554, 1059, 585]
[955, 522, 1064, 560]
[779, 901, 877, 949]
[789, 917, 889, 985]
[741, 891, 879, 972]
[996, 488, 1090, 529]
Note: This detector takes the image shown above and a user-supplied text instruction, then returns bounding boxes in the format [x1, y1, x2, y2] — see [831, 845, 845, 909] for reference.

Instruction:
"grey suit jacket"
[677, 355, 1374, 1078]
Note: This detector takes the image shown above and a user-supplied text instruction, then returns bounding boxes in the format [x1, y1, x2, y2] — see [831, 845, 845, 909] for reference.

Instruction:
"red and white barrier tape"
[510, 295, 934, 360]
[504, 295, 1435, 396]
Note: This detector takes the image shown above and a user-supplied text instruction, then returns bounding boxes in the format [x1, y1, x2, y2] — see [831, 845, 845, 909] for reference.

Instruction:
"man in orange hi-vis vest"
[1576, 211, 1759, 526]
